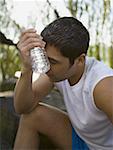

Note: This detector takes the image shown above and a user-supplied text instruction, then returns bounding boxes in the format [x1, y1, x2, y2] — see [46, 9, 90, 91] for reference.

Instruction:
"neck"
[68, 62, 85, 86]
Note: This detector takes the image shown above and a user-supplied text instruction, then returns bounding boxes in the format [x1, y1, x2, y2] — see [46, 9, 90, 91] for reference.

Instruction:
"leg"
[14, 103, 72, 150]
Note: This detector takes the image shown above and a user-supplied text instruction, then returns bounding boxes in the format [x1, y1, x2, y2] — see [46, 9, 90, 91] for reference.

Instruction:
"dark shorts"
[72, 127, 89, 150]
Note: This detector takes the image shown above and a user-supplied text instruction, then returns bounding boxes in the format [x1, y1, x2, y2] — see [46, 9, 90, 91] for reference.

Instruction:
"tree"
[0, 0, 113, 91]
[65, 0, 113, 67]
[0, 0, 21, 91]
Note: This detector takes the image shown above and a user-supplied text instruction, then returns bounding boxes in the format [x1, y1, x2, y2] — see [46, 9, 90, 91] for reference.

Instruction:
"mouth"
[48, 74, 54, 80]
[46, 72, 53, 78]
[46, 70, 52, 77]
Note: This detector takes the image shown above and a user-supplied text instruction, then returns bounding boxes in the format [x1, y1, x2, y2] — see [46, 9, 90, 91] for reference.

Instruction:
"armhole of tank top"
[91, 74, 113, 112]
[54, 82, 63, 94]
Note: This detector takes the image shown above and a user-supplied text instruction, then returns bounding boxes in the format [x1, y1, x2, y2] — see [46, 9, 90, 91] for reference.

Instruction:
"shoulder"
[84, 57, 113, 92]
[93, 76, 113, 124]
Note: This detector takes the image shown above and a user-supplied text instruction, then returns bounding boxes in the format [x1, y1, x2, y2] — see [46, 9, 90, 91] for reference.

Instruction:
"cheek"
[51, 65, 69, 76]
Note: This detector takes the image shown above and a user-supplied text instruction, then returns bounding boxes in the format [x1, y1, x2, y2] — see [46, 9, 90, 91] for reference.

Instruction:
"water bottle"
[30, 47, 50, 73]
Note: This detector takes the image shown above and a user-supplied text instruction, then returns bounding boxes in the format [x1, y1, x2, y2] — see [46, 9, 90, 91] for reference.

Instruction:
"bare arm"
[93, 76, 113, 124]
[14, 29, 53, 114]
[14, 70, 53, 114]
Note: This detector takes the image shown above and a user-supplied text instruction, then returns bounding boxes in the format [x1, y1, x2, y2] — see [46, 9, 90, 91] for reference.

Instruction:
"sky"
[5, 0, 113, 46]
[6, 0, 91, 43]
[10, 0, 71, 33]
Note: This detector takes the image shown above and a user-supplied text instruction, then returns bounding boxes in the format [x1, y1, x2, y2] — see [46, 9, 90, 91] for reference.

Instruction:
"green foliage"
[0, 0, 113, 92]
[108, 46, 113, 68]
[66, 0, 113, 67]
[94, 44, 101, 61]
[0, 44, 21, 91]
[88, 44, 113, 69]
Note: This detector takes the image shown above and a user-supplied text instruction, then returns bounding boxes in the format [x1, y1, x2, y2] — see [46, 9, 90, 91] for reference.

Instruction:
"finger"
[20, 38, 46, 49]
[24, 37, 46, 45]
[20, 28, 43, 39]
[19, 41, 46, 53]
[20, 32, 43, 43]
[21, 28, 36, 37]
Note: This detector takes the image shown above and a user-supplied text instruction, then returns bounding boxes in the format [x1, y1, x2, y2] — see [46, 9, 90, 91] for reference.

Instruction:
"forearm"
[14, 68, 37, 114]
[14, 29, 46, 114]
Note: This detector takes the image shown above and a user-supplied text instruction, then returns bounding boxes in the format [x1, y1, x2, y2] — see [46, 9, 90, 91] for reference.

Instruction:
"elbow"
[14, 104, 25, 115]
[14, 97, 29, 114]
[14, 95, 38, 114]
[14, 101, 29, 115]
[14, 102, 37, 115]
[14, 106, 31, 115]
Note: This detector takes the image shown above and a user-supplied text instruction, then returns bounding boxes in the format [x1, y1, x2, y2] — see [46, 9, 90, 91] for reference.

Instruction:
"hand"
[17, 28, 46, 71]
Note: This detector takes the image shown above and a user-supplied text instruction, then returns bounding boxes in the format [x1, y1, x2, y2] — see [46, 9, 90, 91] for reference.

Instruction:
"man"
[14, 17, 113, 150]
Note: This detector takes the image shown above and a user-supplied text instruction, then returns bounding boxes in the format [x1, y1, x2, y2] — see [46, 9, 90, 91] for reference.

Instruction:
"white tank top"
[55, 56, 113, 150]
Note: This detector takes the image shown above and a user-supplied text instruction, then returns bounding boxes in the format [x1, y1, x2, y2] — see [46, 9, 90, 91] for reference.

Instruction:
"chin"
[49, 77, 60, 82]
[54, 78, 66, 82]
[48, 74, 66, 82]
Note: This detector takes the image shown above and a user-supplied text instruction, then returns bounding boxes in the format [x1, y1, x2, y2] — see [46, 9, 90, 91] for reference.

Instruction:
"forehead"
[45, 44, 69, 62]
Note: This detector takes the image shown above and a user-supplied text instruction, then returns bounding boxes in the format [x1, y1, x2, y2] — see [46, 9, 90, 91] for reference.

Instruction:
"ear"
[76, 53, 86, 64]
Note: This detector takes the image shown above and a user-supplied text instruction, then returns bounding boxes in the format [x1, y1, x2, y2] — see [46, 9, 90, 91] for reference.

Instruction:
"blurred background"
[0, 0, 113, 92]
[0, 0, 113, 149]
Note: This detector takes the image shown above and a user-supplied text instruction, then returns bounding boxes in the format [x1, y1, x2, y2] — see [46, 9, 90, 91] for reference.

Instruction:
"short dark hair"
[41, 17, 90, 63]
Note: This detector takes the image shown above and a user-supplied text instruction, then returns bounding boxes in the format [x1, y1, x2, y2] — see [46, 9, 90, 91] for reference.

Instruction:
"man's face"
[45, 44, 79, 82]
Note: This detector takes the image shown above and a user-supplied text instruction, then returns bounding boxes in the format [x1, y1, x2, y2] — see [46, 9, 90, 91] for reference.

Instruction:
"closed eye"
[48, 57, 59, 64]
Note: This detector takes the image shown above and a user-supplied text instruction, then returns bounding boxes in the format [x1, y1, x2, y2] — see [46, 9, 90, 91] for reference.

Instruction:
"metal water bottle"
[30, 47, 50, 73]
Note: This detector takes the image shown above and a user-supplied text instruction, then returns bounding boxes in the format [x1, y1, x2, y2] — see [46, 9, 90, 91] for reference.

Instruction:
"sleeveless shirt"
[55, 56, 113, 150]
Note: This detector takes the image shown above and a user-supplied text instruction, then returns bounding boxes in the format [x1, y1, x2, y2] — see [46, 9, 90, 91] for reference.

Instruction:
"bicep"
[32, 74, 54, 100]
[93, 76, 113, 124]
